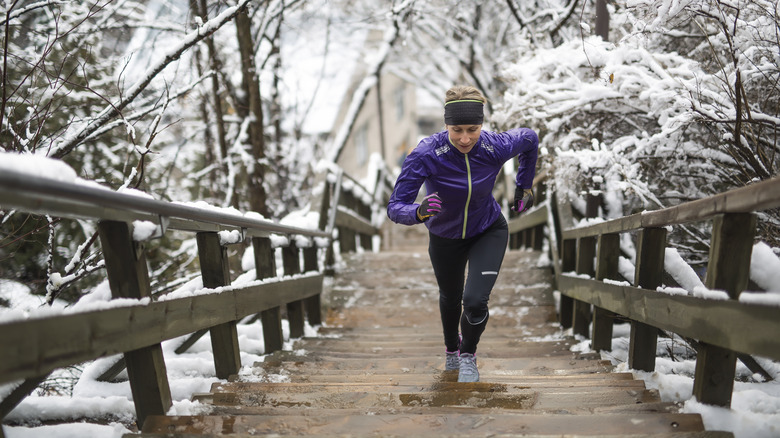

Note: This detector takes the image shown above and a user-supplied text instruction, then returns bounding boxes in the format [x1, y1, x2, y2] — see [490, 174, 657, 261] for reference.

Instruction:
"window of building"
[356, 123, 369, 166]
[395, 85, 405, 121]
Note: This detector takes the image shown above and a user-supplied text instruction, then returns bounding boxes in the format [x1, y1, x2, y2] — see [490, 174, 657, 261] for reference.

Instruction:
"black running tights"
[428, 215, 508, 355]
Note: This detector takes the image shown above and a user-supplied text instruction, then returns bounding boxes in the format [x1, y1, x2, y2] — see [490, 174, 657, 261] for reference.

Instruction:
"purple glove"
[511, 187, 534, 213]
[417, 192, 442, 221]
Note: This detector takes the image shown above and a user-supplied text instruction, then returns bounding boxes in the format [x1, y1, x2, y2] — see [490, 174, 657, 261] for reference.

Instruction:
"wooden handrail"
[506, 172, 780, 409]
[0, 275, 323, 385]
[562, 176, 780, 239]
[0, 164, 382, 427]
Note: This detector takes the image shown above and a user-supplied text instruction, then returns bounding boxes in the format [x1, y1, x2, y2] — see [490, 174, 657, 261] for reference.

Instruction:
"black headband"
[444, 100, 484, 125]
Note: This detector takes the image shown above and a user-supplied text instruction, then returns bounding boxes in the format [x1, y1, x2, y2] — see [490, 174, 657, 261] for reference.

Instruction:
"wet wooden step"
[255, 355, 614, 375]
[290, 339, 577, 357]
[313, 325, 560, 339]
[246, 371, 645, 387]
[193, 384, 661, 411]
[139, 412, 707, 436]
[330, 268, 552, 290]
[326, 286, 555, 306]
[323, 307, 558, 330]
[197, 402, 682, 419]
[128, 431, 733, 438]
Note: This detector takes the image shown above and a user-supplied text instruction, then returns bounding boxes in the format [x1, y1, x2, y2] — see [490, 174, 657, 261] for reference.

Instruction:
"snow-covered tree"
[494, 0, 780, 260]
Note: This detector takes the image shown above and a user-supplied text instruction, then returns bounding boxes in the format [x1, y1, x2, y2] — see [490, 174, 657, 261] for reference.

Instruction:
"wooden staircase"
[129, 223, 731, 437]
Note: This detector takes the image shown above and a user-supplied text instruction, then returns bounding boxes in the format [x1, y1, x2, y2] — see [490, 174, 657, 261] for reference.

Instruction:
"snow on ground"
[589, 323, 780, 438]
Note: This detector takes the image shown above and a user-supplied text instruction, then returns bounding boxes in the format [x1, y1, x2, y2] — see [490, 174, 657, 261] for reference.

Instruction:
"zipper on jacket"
[462, 154, 472, 239]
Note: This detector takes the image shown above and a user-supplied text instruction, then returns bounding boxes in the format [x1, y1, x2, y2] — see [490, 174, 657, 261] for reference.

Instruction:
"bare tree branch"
[49, 0, 251, 159]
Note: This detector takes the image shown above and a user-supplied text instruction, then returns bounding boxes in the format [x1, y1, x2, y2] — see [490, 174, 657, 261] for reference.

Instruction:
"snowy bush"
[494, 0, 780, 256]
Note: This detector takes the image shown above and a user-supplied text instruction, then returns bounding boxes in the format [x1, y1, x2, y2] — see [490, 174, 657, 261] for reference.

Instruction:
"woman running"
[386, 85, 539, 382]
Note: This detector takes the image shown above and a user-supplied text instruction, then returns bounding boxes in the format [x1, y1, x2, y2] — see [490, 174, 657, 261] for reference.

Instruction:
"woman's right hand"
[417, 193, 442, 221]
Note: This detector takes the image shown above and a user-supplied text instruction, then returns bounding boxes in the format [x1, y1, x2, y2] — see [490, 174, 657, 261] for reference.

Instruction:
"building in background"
[327, 31, 418, 184]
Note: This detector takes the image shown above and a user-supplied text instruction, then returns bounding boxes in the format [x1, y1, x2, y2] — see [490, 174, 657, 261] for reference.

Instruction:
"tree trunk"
[596, 0, 609, 41]
[235, 6, 269, 216]
[197, 0, 235, 207]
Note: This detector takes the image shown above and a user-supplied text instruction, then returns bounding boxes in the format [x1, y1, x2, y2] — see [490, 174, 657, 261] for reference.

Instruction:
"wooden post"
[596, 0, 609, 41]
[573, 236, 596, 338]
[282, 243, 305, 339]
[196, 232, 241, 379]
[98, 220, 171, 428]
[693, 213, 756, 407]
[340, 226, 357, 253]
[629, 227, 666, 372]
[559, 238, 576, 329]
[532, 224, 544, 251]
[303, 246, 322, 326]
[253, 237, 284, 353]
[318, 179, 336, 276]
[592, 233, 620, 351]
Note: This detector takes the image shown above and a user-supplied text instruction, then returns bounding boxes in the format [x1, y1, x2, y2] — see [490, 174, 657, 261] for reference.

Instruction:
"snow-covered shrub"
[495, 0, 780, 256]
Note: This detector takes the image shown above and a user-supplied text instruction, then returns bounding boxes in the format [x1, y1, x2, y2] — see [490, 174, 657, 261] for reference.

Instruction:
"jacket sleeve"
[501, 128, 539, 190]
[387, 146, 430, 226]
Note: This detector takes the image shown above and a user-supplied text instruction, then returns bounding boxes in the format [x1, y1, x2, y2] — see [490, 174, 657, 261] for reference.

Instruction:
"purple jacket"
[387, 128, 538, 239]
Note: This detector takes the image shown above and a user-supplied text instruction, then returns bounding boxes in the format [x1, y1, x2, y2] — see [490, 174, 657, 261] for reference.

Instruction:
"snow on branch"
[49, 0, 251, 159]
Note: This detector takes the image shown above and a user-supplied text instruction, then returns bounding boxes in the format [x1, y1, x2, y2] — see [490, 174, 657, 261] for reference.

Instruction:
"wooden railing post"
[196, 232, 241, 379]
[693, 212, 756, 407]
[282, 242, 305, 339]
[358, 195, 373, 251]
[303, 246, 322, 326]
[559, 238, 576, 329]
[532, 223, 544, 251]
[253, 237, 284, 353]
[573, 235, 596, 337]
[339, 188, 357, 253]
[592, 233, 620, 351]
[319, 180, 337, 276]
[97, 220, 171, 428]
[509, 232, 519, 250]
[571, 193, 600, 337]
[629, 227, 666, 372]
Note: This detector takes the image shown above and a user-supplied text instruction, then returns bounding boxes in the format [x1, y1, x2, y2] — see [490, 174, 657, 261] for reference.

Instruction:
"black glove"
[417, 192, 442, 221]
[510, 187, 533, 213]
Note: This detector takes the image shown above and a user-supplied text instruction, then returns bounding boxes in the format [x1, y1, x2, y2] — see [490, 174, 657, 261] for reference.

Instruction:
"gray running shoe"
[458, 353, 479, 382]
[445, 351, 459, 370]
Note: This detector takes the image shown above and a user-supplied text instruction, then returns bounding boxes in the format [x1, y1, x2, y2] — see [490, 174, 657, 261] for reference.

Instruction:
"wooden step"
[330, 268, 552, 289]
[193, 384, 661, 411]
[139, 412, 708, 436]
[128, 431, 734, 438]
[242, 372, 644, 387]
[326, 286, 555, 306]
[290, 339, 578, 357]
[255, 355, 614, 374]
[196, 401, 682, 418]
[323, 306, 558, 330]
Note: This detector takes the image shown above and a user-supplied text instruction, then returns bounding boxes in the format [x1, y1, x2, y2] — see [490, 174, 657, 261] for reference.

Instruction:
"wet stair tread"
[132, 432, 734, 438]
[140, 411, 707, 435]
[238, 372, 645, 386]
[254, 356, 614, 374]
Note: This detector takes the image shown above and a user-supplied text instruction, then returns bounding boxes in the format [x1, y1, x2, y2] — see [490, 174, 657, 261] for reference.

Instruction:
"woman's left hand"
[511, 187, 533, 213]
